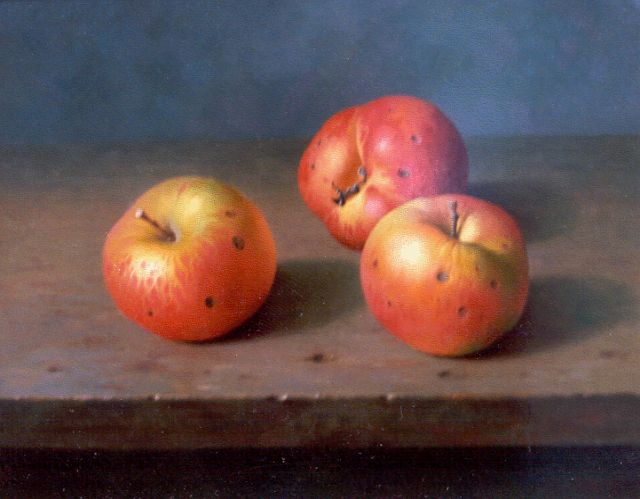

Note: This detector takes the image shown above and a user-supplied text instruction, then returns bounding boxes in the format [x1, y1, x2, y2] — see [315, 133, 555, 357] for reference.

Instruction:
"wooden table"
[1, 136, 638, 450]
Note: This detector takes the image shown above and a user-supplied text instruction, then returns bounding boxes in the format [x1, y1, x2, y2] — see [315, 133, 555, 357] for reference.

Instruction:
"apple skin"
[298, 95, 468, 250]
[360, 194, 528, 357]
[103, 176, 277, 341]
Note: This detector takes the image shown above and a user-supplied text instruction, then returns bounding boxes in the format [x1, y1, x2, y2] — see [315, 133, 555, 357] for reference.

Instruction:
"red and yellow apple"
[102, 176, 277, 341]
[360, 194, 528, 357]
[298, 95, 468, 250]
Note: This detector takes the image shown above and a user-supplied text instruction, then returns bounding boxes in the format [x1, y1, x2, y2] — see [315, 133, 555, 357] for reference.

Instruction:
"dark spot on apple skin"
[205, 296, 214, 308]
[225, 210, 237, 218]
[490, 279, 498, 289]
[437, 271, 449, 282]
[317, 139, 322, 147]
[47, 365, 62, 373]
[397, 168, 410, 178]
[333, 192, 346, 206]
[148, 310, 153, 317]
[346, 184, 359, 195]
[437, 369, 451, 378]
[410, 134, 419, 143]
[502, 243, 510, 250]
[372, 259, 378, 268]
[232, 236, 245, 250]
[458, 307, 467, 317]
[310, 163, 316, 170]
[307, 352, 326, 363]
[387, 300, 392, 307]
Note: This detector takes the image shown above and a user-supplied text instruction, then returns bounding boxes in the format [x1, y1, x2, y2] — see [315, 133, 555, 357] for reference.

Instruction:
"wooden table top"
[0, 135, 638, 449]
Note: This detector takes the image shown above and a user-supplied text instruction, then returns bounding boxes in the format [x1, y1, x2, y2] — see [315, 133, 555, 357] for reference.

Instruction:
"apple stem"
[332, 165, 367, 207]
[135, 208, 176, 242]
[449, 200, 459, 238]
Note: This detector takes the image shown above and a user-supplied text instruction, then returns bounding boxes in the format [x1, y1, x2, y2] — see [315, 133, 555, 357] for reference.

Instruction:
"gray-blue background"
[1, 0, 639, 144]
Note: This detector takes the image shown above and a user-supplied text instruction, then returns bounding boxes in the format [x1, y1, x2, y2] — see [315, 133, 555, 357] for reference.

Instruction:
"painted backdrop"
[0, 0, 638, 144]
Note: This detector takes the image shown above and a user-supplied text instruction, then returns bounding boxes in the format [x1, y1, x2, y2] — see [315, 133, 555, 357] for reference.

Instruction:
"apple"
[360, 194, 529, 357]
[102, 176, 277, 341]
[298, 95, 468, 250]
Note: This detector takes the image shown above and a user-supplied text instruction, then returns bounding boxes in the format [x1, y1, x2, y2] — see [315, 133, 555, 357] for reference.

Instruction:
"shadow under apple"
[477, 275, 637, 358]
[222, 257, 362, 341]
[469, 180, 575, 243]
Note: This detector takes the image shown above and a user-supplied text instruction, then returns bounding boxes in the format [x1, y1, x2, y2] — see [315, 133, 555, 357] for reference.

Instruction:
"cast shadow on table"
[476, 275, 637, 358]
[469, 180, 575, 243]
[222, 258, 362, 342]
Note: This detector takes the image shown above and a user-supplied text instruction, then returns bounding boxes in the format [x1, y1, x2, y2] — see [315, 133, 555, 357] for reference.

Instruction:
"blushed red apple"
[103, 176, 277, 341]
[360, 194, 529, 357]
[298, 95, 468, 250]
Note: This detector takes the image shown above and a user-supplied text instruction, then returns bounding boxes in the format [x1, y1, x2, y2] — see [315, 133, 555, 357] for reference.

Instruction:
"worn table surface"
[0, 136, 638, 449]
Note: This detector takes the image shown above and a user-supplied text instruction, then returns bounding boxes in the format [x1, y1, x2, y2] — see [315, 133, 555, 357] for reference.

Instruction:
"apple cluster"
[298, 95, 529, 357]
[103, 95, 528, 357]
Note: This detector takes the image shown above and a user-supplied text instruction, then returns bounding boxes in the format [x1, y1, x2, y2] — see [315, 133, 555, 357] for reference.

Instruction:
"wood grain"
[0, 136, 638, 449]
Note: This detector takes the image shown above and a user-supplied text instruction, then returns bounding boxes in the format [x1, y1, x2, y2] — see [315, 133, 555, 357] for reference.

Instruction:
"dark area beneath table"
[1, 446, 638, 498]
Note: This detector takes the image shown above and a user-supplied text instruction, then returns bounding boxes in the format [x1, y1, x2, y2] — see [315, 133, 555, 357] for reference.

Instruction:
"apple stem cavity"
[135, 208, 176, 242]
[448, 200, 459, 239]
[332, 165, 368, 207]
